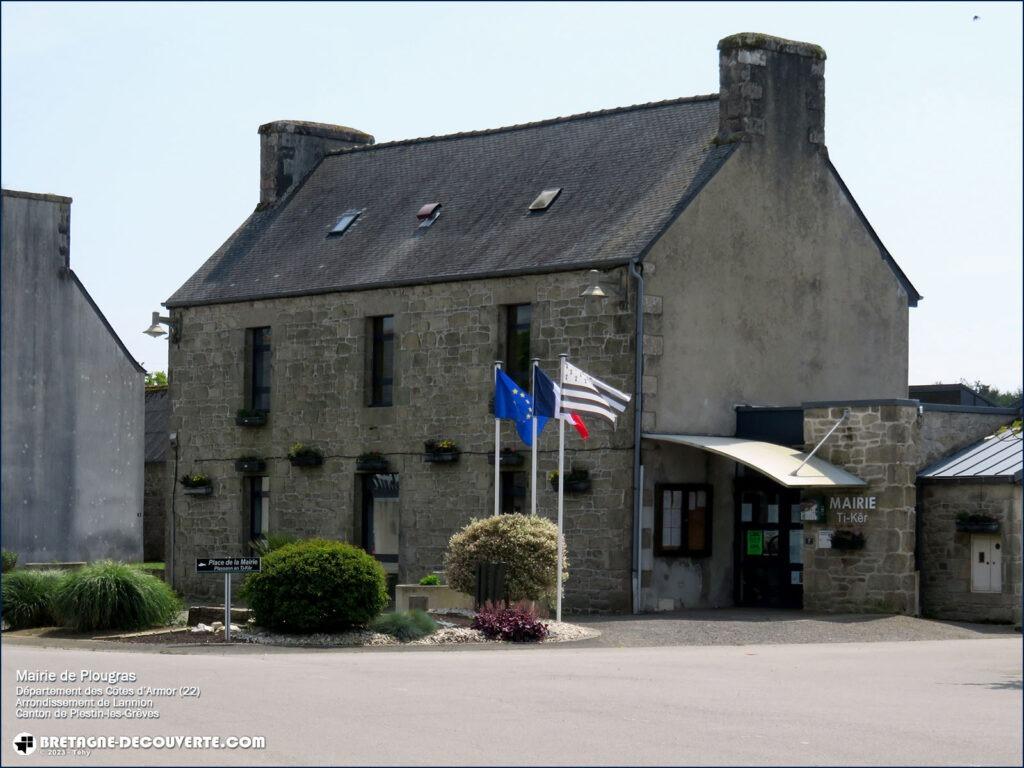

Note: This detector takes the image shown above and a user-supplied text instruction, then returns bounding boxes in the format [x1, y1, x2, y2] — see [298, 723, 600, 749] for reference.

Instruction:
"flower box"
[549, 475, 591, 494]
[235, 458, 266, 473]
[289, 454, 323, 468]
[488, 450, 525, 467]
[182, 485, 213, 496]
[356, 457, 390, 473]
[955, 518, 1000, 533]
[424, 441, 460, 464]
[424, 451, 460, 464]
[235, 411, 267, 427]
[829, 530, 865, 551]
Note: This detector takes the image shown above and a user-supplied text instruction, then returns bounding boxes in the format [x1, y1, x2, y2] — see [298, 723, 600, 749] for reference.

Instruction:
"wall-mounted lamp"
[580, 269, 625, 306]
[142, 311, 180, 342]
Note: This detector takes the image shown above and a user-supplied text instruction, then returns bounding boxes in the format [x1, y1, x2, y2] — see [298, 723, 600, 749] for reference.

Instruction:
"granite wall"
[167, 267, 636, 610]
[919, 482, 1021, 625]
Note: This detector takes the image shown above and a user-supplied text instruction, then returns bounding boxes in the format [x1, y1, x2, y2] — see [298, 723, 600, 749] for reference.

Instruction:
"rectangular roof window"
[529, 188, 562, 211]
[329, 209, 361, 236]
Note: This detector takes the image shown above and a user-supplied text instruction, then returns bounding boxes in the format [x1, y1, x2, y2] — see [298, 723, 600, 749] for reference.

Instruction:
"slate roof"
[918, 427, 1023, 483]
[145, 387, 170, 463]
[166, 96, 736, 307]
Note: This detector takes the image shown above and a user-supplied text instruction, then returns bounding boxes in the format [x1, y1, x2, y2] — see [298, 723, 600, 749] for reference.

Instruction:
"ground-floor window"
[500, 471, 527, 515]
[248, 476, 270, 545]
[361, 473, 400, 574]
[654, 484, 712, 557]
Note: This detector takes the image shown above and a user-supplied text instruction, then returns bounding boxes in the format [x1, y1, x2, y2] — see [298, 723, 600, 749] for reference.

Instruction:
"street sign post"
[196, 558, 261, 641]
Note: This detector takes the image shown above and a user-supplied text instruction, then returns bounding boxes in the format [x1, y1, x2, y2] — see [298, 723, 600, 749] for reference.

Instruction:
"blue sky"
[2, 2, 1021, 390]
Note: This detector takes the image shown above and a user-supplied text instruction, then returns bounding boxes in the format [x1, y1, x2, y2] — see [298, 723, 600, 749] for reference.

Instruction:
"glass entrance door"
[735, 477, 803, 608]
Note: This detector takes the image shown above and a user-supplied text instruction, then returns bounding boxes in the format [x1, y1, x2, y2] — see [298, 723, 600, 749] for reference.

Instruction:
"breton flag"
[533, 366, 590, 440]
[559, 361, 631, 424]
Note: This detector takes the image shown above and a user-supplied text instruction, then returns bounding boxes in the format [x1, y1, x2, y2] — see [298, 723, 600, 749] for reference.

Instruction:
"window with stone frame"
[248, 327, 272, 412]
[500, 471, 527, 515]
[247, 476, 270, 548]
[369, 315, 395, 407]
[654, 483, 712, 557]
[504, 304, 532, 390]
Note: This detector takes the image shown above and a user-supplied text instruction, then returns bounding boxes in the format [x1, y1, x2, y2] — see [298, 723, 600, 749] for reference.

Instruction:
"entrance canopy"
[643, 433, 866, 489]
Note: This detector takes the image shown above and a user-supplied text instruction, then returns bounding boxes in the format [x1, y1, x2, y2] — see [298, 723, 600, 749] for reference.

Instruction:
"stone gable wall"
[167, 267, 636, 611]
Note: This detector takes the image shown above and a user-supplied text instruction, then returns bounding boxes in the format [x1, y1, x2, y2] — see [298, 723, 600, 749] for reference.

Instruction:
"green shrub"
[1, 570, 65, 629]
[2, 550, 17, 573]
[250, 533, 299, 555]
[53, 561, 182, 632]
[418, 573, 441, 586]
[240, 539, 388, 633]
[370, 610, 438, 641]
[445, 515, 567, 602]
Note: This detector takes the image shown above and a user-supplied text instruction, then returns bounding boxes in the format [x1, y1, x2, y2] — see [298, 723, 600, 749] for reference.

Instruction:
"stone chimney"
[258, 120, 374, 208]
[717, 33, 826, 151]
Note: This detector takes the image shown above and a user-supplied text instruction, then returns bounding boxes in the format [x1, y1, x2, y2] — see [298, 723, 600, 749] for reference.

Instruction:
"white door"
[971, 535, 1003, 593]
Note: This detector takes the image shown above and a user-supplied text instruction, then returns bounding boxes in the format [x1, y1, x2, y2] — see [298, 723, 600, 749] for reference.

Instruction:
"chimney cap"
[258, 120, 374, 144]
[718, 32, 826, 60]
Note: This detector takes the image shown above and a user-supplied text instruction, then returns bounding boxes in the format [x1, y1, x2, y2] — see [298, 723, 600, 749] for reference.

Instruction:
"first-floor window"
[500, 472, 527, 515]
[248, 476, 270, 544]
[654, 483, 712, 557]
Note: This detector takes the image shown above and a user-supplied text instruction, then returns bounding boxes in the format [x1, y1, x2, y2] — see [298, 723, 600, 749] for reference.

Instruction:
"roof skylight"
[417, 202, 441, 228]
[328, 209, 361, 236]
[529, 188, 562, 211]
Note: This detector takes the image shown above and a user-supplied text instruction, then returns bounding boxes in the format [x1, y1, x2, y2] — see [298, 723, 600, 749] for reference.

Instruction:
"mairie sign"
[196, 557, 261, 574]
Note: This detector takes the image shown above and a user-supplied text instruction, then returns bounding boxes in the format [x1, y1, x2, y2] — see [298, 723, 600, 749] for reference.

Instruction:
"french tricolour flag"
[533, 366, 590, 440]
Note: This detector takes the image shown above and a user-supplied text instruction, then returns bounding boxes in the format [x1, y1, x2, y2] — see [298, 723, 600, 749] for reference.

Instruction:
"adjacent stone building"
[144, 386, 172, 562]
[162, 32, 1019, 619]
[917, 425, 1022, 625]
[2, 189, 145, 564]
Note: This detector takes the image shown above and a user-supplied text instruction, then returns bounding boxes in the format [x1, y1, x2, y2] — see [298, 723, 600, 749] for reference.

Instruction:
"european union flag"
[494, 369, 549, 447]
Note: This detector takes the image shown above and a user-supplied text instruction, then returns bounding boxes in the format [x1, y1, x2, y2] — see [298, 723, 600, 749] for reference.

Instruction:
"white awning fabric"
[642, 433, 866, 489]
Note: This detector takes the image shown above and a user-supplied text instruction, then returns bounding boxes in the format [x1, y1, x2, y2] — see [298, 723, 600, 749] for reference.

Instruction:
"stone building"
[2, 189, 144, 564]
[162, 33, 1019, 619]
[917, 425, 1022, 625]
[143, 386, 171, 562]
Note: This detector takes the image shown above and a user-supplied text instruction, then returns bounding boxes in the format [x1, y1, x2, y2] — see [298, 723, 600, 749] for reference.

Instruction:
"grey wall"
[1, 190, 144, 564]
[636, 109, 911, 610]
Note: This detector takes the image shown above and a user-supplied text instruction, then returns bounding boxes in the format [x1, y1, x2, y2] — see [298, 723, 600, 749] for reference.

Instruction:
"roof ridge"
[326, 94, 718, 157]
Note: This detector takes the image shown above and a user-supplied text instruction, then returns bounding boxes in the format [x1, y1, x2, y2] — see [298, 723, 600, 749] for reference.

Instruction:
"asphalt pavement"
[3, 636, 1021, 765]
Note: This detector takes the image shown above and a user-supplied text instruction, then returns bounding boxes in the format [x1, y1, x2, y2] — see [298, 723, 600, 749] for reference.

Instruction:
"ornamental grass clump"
[53, 561, 181, 632]
[445, 514, 566, 602]
[370, 610, 438, 641]
[472, 601, 549, 643]
[240, 539, 388, 633]
[1, 570, 66, 629]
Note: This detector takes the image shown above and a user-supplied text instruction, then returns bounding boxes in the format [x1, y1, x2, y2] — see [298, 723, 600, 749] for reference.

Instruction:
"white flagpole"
[556, 353, 567, 622]
[530, 357, 540, 517]
[494, 360, 502, 517]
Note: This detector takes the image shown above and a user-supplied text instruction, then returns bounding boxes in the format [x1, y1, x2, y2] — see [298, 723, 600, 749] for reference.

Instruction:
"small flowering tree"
[445, 515, 567, 602]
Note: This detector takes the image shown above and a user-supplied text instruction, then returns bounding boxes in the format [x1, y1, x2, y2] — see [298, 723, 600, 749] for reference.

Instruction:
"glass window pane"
[766, 503, 779, 524]
[790, 504, 803, 523]
[789, 530, 803, 564]
[741, 502, 753, 522]
[688, 507, 706, 551]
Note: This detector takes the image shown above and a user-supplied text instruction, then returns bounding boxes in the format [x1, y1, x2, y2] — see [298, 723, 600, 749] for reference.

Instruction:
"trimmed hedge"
[2, 570, 65, 629]
[240, 539, 388, 633]
[53, 561, 181, 632]
[445, 515, 567, 602]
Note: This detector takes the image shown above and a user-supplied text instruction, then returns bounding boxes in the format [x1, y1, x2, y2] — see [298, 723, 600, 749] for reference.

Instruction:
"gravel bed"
[235, 619, 597, 648]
